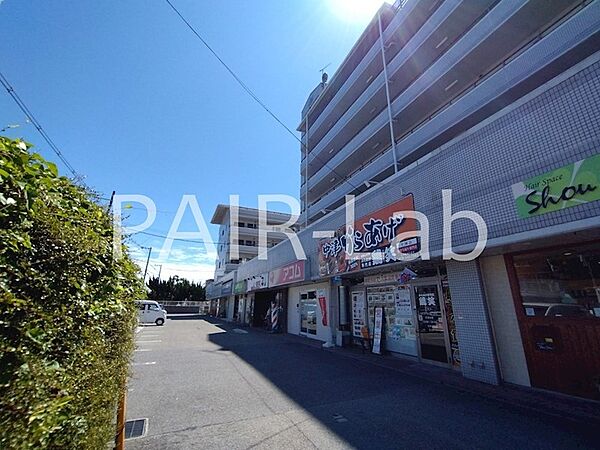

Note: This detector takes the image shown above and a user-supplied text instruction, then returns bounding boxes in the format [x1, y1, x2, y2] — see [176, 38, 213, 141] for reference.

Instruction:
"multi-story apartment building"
[299, 0, 594, 225]
[210, 204, 292, 281]
[206, 204, 292, 319]
[233, 0, 600, 402]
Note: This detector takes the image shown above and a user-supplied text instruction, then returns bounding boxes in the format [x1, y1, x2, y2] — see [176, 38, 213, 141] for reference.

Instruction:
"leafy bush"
[0, 137, 144, 449]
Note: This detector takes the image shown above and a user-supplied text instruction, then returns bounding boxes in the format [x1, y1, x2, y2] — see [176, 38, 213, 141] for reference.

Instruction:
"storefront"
[287, 281, 331, 342]
[499, 153, 600, 399]
[349, 266, 460, 368]
[246, 273, 268, 327]
[233, 279, 247, 324]
[221, 280, 233, 320]
[317, 193, 460, 366]
[506, 242, 600, 400]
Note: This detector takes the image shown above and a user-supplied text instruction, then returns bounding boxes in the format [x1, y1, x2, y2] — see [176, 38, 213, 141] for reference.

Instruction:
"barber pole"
[271, 303, 279, 332]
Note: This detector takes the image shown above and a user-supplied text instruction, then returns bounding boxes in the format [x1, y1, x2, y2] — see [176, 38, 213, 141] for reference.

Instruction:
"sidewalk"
[211, 318, 600, 426]
[324, 343, 600, 426]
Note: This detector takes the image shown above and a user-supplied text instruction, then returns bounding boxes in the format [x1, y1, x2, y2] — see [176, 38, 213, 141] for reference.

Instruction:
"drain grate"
[125, 418, 147, 439]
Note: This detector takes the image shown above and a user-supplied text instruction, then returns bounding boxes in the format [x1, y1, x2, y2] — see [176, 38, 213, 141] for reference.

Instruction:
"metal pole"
[107, 190, 116, 213]
[157, 264, 163, 281]
[304, 113, 309, 227]
[115, 390, 126, 450]
[378, 11, 399, 174]
[143, 247, 152, 282]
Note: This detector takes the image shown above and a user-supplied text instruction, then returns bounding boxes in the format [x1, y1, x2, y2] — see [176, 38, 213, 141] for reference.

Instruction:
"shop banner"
[511, 153, 600, 218]
[221, 280, 233, 296]
[318, 195, 418, 277]
[233, 280, 247, 295]
[247, 273, 268, 292]
[372, 307, 384, 355]
[317, 289, 328, 326]
[269, 260, 305, 287]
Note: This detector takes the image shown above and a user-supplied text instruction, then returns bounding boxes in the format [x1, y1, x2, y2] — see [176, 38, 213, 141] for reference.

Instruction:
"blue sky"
[0, 0, 387, 282]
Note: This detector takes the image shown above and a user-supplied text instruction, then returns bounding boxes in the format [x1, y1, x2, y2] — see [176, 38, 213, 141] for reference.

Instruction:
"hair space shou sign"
[318, 194, 419, 277]
[512, 153, 600, 218]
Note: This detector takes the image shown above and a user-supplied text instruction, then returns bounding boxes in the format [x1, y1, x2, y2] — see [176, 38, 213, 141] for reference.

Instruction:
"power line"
[0, 70, 79, 179]
[134, 230, 227, 246]
[163, 0, 361, 194]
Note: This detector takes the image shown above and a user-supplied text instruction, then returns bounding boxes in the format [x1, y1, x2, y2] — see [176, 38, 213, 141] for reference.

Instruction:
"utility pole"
[107, 190, 116, 213]
[142, 246, 152, 282]
[157, 264, 163, 281]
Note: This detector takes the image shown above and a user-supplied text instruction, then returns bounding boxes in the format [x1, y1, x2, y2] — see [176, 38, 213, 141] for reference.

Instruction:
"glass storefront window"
[512, 243, 600, 318]
[300, 291, 317, 335]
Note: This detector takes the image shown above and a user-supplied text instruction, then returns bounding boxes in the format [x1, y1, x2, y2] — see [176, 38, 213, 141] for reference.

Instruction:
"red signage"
[318, 195, 418, 276]
[269, 260, 305, 287]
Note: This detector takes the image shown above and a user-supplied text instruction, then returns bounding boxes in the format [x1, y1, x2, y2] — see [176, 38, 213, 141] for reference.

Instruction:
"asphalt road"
[126, 315, 597, 450]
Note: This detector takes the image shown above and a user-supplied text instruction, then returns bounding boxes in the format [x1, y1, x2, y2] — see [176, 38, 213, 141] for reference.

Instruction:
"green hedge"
[0, 137, 144, 449]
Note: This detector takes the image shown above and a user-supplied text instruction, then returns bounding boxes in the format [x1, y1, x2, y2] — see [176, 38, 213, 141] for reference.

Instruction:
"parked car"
[136, 300, 167, 326]
[523, 302, 592, 318]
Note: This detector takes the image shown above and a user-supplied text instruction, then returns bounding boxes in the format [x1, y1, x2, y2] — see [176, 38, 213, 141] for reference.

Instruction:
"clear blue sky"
[0, 0, 387, 282]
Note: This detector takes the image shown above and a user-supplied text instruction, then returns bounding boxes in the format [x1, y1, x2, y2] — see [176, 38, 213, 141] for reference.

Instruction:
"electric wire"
[163, 0, 362, 195]
[0, 70, 79, 179]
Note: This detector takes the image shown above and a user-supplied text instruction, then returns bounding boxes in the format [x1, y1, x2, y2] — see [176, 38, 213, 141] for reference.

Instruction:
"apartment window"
[247, 223, 257, 229]
[238, 222, 246, 227]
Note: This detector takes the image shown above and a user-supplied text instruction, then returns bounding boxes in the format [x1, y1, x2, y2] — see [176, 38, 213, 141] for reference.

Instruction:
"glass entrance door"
[300, 291, 317, 336]
[414, 284, 449, 364]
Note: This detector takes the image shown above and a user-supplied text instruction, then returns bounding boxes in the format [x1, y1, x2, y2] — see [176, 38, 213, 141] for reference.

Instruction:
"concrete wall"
[480, 255, 531, 387]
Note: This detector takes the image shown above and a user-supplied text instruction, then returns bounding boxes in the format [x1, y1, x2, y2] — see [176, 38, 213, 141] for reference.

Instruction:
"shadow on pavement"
[206, 319, 597, 449]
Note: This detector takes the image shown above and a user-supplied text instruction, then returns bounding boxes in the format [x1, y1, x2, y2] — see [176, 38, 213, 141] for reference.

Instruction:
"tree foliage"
[0, 137, 144, 449]
[147, 275, 205, 303]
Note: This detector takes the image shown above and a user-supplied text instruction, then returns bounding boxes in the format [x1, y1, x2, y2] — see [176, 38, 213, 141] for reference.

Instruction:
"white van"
[136, 300, 167, 326]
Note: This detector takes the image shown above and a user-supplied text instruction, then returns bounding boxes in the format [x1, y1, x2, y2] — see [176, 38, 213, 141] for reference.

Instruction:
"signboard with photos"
[318, 195, 419, 277]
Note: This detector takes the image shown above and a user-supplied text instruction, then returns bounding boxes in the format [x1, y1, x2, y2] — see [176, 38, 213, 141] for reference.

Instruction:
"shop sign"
[511, 153, 600, 218]
[269, 260, 305, 287]
[221, 280, 233, 296]
[372, 307, 384, 355]
[233, 279, 247, 295]
[247, 273, 268, 292]
[318, 195, 418, 277]
[363, 267, 417, 286]
[206, 282, 222, 300]
[364, 272, 401, 285]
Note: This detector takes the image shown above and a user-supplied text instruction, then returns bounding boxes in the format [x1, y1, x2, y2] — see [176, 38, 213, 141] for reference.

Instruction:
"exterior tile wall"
[238, 52, 600, 282]
[446, 260, 500, 384]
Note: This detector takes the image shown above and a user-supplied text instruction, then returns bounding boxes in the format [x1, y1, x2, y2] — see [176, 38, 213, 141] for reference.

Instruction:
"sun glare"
[329, 0, 392, 23]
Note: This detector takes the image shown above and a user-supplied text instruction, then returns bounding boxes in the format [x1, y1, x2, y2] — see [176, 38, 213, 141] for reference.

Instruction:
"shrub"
[0, 136, 144, 449]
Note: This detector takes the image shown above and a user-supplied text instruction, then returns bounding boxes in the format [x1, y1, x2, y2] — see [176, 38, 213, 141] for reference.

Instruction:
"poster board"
[372, 307, 383, 355]
[352, 291, 366, 338]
